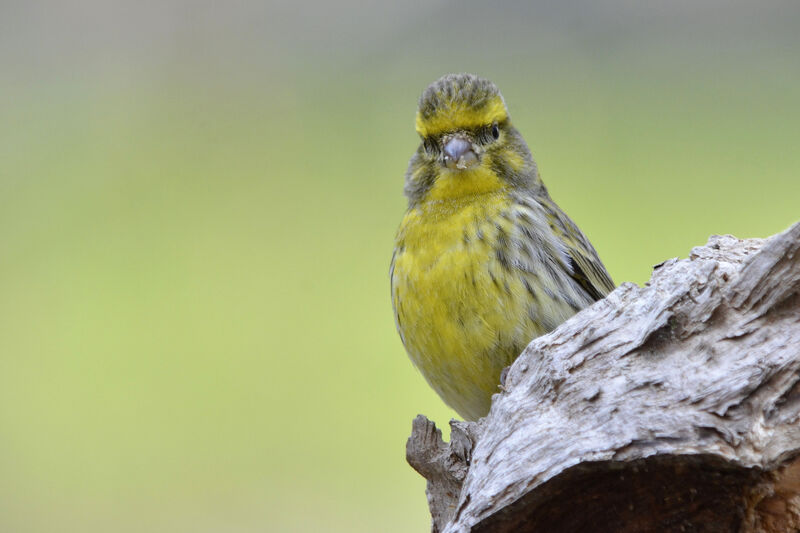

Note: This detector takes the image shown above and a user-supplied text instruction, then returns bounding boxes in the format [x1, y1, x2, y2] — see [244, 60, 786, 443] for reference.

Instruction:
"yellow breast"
[391, 186, 545, 420]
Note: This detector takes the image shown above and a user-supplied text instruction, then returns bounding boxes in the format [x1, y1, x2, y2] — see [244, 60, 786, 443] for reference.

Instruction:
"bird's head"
[405, 73, 540, 205]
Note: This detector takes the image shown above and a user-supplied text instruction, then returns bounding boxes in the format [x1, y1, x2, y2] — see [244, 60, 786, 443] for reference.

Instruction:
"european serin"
[390, 73, 615, 420]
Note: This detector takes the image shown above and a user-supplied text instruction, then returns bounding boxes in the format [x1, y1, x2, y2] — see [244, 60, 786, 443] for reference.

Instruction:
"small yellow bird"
[390, 73, 615, 420]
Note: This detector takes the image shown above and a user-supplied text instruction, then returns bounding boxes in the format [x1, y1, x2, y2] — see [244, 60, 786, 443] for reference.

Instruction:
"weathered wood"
[407, 222, 800, 533]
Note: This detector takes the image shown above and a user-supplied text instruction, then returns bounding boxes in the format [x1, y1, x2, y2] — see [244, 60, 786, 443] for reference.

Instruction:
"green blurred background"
[1, 1, 799, 531]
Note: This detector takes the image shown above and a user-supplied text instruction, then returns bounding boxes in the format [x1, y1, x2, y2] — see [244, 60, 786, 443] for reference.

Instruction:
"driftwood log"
[407, 222, 800, 533]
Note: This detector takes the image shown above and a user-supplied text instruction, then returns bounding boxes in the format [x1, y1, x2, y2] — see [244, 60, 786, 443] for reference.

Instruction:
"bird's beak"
[443, 136, 479, 170]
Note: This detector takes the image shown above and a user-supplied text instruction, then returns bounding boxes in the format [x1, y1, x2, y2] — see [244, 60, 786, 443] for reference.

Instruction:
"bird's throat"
[425, 166, 506, 202]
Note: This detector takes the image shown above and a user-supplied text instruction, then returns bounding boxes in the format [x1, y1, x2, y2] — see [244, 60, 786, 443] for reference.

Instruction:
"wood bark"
[406, 222, 800, 533]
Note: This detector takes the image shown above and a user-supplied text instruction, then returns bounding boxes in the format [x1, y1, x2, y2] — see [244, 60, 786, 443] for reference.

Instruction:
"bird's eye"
[491, 123, 500, 140]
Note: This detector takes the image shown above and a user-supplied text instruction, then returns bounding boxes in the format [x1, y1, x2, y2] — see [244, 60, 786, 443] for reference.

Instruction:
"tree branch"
[407, 222, 800, 533]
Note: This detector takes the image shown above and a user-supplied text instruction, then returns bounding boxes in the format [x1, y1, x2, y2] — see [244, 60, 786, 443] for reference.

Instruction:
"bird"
[390, 73, 615, 420]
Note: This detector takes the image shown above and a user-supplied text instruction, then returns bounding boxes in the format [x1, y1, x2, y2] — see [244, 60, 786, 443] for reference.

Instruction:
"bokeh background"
[1, 1, 799, 531]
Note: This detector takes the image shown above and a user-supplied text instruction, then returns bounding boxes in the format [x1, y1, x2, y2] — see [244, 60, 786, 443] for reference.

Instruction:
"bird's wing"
[541, 197, 616, 301]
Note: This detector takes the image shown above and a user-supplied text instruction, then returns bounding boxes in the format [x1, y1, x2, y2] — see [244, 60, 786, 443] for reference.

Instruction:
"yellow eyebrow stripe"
[416, 97, 508, 137]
